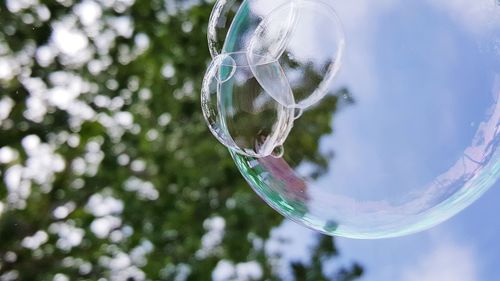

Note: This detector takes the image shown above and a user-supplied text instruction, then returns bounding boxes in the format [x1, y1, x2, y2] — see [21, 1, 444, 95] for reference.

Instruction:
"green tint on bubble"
[231, 102, 500, 238]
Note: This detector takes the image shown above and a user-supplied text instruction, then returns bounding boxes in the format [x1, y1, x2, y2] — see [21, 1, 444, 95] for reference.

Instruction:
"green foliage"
[0, 0, 362, 280]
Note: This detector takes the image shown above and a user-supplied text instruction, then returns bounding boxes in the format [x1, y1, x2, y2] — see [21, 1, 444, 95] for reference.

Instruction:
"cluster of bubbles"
[201, 0, 499, 239]
[201, 0, 345, 157]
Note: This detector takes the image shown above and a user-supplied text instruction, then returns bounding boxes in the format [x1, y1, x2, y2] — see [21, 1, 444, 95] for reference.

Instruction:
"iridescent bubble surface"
[230, 0, 500, 239]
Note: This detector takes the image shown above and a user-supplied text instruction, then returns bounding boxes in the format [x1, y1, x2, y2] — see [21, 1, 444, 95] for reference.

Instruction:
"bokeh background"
[0, 0, 498, 281]
[0, 0, 361, 280]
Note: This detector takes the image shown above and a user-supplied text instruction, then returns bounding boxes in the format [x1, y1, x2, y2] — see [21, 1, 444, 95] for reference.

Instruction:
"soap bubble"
[201, 52, 295, 157]
[209, 0, 345, 109]
[229, 1, 500, 239]
[248, 0, 345, 109]
[208, 0, 294, 58]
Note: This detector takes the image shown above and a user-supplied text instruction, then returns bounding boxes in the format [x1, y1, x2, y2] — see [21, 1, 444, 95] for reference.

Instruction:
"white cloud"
[265, 220, 318, 278]
[425, 0, 500, 34]
[401, 236, 478, 281]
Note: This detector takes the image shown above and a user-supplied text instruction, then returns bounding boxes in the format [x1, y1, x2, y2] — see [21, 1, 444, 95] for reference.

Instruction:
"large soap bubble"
[229, 0, 500, 238]
[201, 52, 295, 157]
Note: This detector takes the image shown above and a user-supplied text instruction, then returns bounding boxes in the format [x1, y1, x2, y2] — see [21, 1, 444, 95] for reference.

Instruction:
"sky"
[264, 0, 500, 279]
[335, 182, 500, 281]
[308, 0, 500, 238]
[269, 181, 500, 280]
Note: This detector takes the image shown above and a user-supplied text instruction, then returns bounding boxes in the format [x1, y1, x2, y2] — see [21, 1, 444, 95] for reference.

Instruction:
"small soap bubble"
[248, 0, 345, 109]
[201, 52, 295, 157]
[271, 145, 284, 159]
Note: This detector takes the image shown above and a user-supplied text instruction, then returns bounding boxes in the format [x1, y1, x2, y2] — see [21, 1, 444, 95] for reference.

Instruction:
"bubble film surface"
[248, 0, 345, 109]
[207, 0, 293, 58]
[201, 52, 295, 157]
[203, 0, 500, 238]
[203, 0, 344, 157]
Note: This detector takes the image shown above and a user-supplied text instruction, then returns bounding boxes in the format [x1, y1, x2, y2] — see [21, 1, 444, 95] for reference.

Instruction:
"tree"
[0, 0, 362, 280]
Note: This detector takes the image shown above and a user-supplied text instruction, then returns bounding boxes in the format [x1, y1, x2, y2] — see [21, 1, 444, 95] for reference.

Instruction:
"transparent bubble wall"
[203, 0, 500, 239]
[201, 52, 295, 157]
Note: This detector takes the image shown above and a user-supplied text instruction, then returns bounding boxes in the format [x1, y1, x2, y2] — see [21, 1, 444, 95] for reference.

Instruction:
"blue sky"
[267, 0, 500, 238]
[265, 0, 499, 279]
[327, 1, 500, 278]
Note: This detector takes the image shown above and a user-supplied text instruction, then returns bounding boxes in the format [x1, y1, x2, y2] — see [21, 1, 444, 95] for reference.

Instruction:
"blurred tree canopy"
[0, 0, 362, 280]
